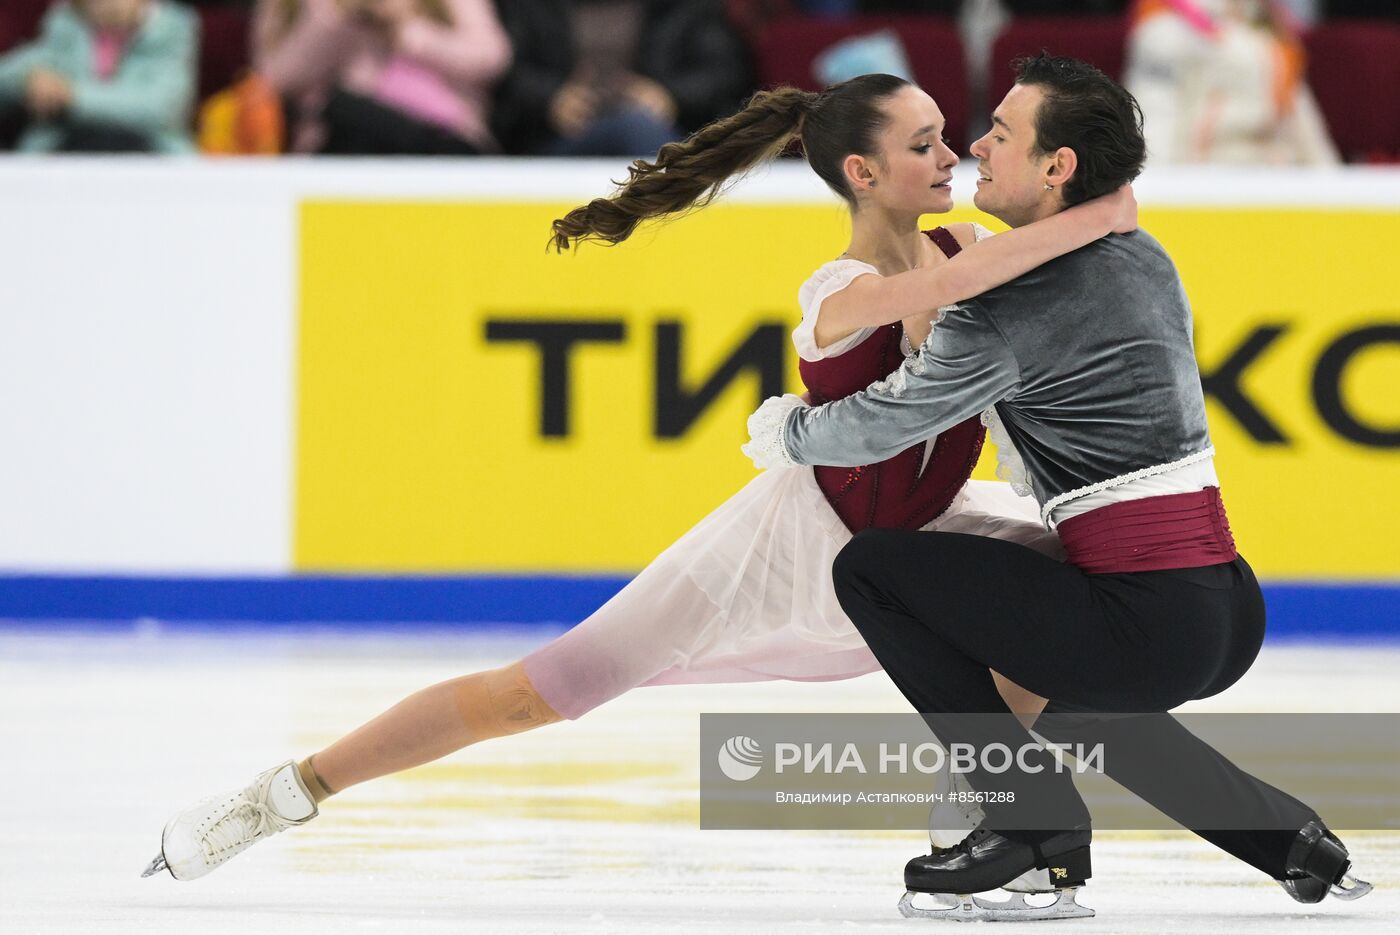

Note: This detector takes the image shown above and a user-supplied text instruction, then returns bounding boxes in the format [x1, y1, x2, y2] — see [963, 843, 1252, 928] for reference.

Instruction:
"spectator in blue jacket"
[0, 0, 198, 153]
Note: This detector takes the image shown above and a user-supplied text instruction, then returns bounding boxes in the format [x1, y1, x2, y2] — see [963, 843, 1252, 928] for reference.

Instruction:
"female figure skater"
[143, 73, 1135, 881]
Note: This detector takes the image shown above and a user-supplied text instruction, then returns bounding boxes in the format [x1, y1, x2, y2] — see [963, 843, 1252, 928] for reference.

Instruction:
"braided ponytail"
[550, 87, 817, 252]
[550, 73, 913, 252]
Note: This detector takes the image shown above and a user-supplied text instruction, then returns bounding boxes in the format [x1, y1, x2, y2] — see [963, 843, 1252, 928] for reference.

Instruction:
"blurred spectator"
[812, 29, 915, 85]
[1001, 1, 1128, 12]
[252, 0, 511, 154]
[1277, 0, 1318, 25]
[860, 1, 962, 12]
[1125, 0, 1339, 165]
[0, 0, 198, 153]
[722, 0, 794, 44]
[491, 0, 752, 156]
[797, 0, 857, 13]
[729, 1, 967, 11]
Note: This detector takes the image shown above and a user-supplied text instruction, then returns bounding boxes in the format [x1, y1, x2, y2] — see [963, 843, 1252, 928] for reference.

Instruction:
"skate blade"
[1331, 872, 1373, 901]
[140, 853, 168, 879]
[898, 887, 1094, 922]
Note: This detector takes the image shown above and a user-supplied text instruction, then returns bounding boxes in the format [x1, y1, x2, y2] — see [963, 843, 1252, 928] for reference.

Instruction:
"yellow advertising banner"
[296, 202, 1400, 578]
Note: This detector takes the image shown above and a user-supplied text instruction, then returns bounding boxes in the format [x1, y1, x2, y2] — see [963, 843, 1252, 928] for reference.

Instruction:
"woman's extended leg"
[307, 567, 721, 795]
[309, 546, 1051, 797]
[305, 661, 565, 795]
[144, 485, 1053, 880]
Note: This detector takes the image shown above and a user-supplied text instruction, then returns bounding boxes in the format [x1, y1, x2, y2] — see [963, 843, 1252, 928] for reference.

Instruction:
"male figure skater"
[743, 54, 1371, 922]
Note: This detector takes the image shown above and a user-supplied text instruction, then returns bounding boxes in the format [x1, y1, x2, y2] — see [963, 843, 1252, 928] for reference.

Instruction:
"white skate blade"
[140, 853, 168, 878]
[898, 886, 1094, 922]
[1331, 872, 1373, 901]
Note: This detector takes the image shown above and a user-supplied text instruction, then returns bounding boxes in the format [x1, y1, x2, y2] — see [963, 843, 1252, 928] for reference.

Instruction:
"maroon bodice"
[797, 227, 986, 534]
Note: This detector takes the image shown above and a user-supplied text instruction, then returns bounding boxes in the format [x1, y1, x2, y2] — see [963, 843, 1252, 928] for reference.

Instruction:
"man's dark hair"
[1012, 53, 1146, 207]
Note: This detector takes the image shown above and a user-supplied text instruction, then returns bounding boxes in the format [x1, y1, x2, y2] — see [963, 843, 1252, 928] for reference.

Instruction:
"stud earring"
[869, 180, 878, 188]
[1044, 183, 1055, 192]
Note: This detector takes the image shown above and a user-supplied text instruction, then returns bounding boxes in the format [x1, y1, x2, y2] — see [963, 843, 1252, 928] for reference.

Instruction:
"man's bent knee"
[833, 528, 897, 589]
[833, 529, 907, 623]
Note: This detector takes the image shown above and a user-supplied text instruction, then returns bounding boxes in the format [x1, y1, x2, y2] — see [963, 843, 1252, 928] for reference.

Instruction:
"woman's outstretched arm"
[818, 185, 1138, 340]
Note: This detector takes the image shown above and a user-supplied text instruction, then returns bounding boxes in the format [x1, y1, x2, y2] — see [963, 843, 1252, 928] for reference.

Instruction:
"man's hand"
[358, 0, 418, 34]
[549, 81, 600, 140]
[336, 0, 373, 17]
[621, 74, 677, 125]
[25, 68, 72, 120]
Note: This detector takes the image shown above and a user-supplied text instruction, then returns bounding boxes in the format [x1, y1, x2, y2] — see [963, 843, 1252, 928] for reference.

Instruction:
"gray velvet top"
[780, 230, 1214, 513]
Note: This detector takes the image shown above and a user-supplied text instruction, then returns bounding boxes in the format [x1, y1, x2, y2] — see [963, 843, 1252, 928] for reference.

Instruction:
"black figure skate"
[1279, 819, 1373, 904]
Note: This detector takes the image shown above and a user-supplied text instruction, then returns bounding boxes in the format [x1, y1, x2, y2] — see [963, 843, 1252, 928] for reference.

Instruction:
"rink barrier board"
[296, 201, 1400, 578]
[2, 163, 1396, 586]
[0, 576, 1397, 641]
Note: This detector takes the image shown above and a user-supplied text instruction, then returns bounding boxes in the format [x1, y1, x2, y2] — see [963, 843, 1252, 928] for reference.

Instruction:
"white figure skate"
[927, 769, 1055, 905]
[141, 761, 318, 880]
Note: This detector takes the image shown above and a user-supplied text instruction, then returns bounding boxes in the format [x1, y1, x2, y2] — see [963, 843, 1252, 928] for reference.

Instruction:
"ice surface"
[1, 628, 1395, 934]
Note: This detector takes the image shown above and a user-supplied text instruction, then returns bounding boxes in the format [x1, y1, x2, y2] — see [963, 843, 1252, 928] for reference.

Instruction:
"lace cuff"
[980, 408, 1034, 498]
[742, 394, 809, 469]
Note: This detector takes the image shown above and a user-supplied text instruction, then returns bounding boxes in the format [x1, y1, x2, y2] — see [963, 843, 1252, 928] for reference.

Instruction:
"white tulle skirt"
[523, 468, 1062, 719]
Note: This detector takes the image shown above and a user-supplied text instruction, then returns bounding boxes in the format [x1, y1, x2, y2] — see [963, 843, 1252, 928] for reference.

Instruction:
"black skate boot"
[898, 826, 1094, 921]
[1279, 819, 1373, 904]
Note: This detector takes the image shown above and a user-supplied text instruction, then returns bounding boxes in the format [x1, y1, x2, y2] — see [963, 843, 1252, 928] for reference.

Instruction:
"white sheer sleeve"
[792, 259, 881, 362]
[741, 394, 809, 470]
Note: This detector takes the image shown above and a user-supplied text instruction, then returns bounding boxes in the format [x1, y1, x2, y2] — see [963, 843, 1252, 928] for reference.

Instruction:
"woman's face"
[859, 85, 960, 216]
[82, 0, 149, 32]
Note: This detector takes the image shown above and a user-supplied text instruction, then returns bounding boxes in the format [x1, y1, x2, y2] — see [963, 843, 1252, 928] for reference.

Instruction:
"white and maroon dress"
[523, 227, 1056, 719]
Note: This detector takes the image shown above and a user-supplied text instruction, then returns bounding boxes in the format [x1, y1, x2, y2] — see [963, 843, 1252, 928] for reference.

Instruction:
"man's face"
[969, 83, 1059, 228]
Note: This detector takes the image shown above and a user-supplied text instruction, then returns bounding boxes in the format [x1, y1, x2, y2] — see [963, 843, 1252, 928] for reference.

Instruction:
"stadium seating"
[196, 4, 252, 102]
[724, 0, 797, 44]
[2, 4, 1398, 165]
[987, 15, 1130, 107]
[1304, 19, 1400, 162]
[0, 0, 51, 55]
[755, 14, 969, 148]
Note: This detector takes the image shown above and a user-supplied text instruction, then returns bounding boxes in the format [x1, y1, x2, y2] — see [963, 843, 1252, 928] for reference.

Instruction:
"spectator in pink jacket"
[252, 0, 511, 154]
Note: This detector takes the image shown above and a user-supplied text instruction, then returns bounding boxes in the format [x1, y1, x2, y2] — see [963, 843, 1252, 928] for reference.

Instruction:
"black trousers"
[319, 89, 481, 156]
[0, 102, 153, 152]
[832, 529, 1316, 879]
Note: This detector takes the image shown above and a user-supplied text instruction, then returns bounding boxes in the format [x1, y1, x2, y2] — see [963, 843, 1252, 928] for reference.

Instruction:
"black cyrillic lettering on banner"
[654, 321, 786, 439]
[1312, 323, 1400, 449]
[1198, 324, 1290, 445]
[484, 319, 626, 438]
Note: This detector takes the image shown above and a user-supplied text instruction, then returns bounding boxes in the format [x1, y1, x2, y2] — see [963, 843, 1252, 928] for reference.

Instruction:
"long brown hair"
[550, 73, 913, 252]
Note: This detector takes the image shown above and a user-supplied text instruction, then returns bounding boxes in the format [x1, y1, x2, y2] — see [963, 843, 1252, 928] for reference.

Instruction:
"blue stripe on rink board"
[0, 575, 1397, 639]
[0, 575, 631, 628]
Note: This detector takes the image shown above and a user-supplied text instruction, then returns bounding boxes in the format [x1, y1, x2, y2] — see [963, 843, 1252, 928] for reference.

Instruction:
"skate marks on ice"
[0, 631, 1396, 934]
